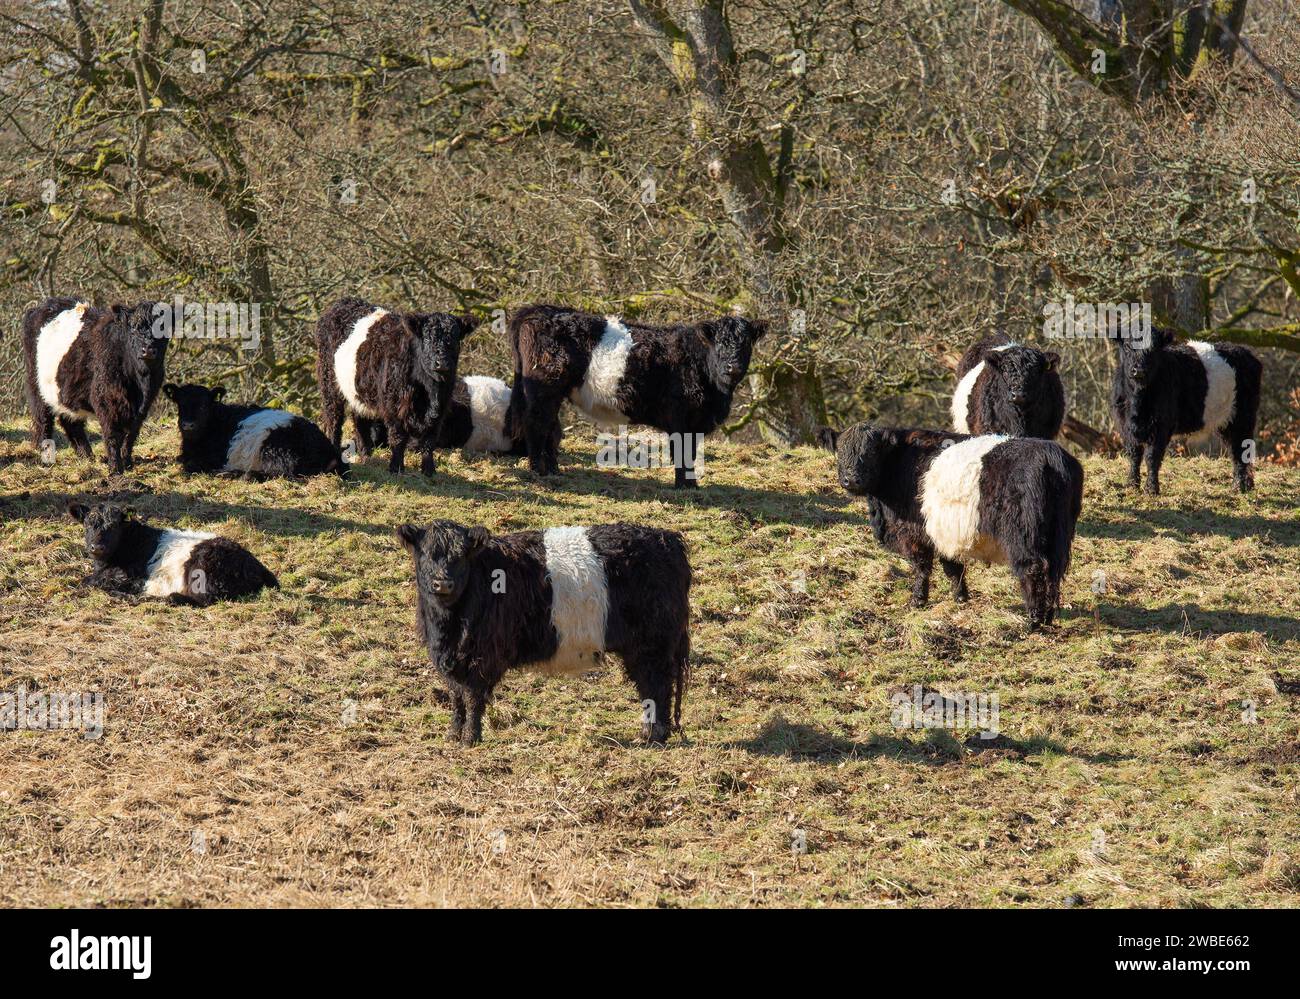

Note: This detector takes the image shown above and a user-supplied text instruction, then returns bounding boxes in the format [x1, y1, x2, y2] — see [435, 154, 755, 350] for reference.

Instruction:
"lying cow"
[163, 382, 346, 478]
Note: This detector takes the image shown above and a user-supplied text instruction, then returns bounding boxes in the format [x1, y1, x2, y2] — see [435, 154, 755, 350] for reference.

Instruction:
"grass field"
[1, 417, 1298, 908]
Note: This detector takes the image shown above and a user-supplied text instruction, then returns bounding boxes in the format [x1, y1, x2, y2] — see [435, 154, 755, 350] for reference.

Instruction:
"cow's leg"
[353, 416, 382, 458]
[673, 431, 700, 490]
[319, 390, 345, 451]
[1226, 432, 1254, 493]
[121, 417, 144, 469]
[907, 547, 934, 608]
[101, 424, 125, 474]
[1014, 557, 1052, 630]
[446, 685, 467, 742]
[58, 417, 95, 461]
[419, 445, 437, 477]
[523, 380, 563, 476]
[1123, 439, 1144, 491]
[29, 384, 55, 454]
[1143, 430, 1170, 496]
[460, 685, 488, 746]
[386, 423, 409, 474]
[1224, 408, 1257, 493]
[939, 557, 969, 602]
[625, 645, 674, 745]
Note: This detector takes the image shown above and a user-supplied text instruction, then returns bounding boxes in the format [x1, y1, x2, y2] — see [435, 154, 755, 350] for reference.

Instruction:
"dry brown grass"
[1, 418, 1298, 908]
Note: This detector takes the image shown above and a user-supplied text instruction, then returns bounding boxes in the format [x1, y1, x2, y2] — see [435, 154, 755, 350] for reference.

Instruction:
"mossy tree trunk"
[628, 0, 826, 443]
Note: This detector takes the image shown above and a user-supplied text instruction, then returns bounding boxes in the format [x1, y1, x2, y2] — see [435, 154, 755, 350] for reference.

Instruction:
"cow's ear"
[396, 524, 424, 553]
[467, 526, 491, 552]
[211, 386, 226, 401]
[457, 314, 482, 339]
[67, 501, 88, 522]
[162, 383, 178, 400]
[750, 319, 769, 343]
[1152, 327, 1174, 349]
[815, 426, 839, 453]
[1044, 351, 1059, 371]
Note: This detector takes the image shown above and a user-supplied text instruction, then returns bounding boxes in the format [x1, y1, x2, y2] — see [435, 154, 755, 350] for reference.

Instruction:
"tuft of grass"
[1, 418, 1298, 908]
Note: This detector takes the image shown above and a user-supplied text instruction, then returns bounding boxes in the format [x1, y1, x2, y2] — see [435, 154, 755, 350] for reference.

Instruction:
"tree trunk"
[628, 0, 826, 443]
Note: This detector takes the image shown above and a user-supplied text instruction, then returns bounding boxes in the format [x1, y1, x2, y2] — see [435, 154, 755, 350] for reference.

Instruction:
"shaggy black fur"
[163, 383, 346, 478]
[434, 377, 528, 455]
[315, 297, 480, 475]
[397, 519, 691, 745]
[67, 501, 278, 606]
[822, 424, 1084, 629]
[505, 304, 767, 486]
[955, 335, 1065, 438]
[1110, 328, 1262, 494]
[22, 298, 168, 473]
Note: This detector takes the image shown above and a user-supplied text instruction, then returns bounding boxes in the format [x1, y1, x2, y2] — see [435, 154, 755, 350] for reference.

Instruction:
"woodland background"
[2, 1, 1298, 456]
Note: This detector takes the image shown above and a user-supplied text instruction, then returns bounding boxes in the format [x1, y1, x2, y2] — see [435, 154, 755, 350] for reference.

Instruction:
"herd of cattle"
[17, 295, 1264, 743]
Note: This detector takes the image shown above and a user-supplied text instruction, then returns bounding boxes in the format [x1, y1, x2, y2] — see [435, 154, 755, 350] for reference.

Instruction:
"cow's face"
[396, 520, 490, 608]
[832, 424, 897, 496]
[1117, 327, 1173, 388]
[67, 501, 128, 561]
[163, 383, 225, 435]
[111, 302, 167, 373]
[411, 314, 479, 385]
[984, 347, 1058, 417]
[704, 316, 767, 392]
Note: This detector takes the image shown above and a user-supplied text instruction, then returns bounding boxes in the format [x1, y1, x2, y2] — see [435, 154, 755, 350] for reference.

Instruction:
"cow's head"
[163, 382, 226, 436]
[409, 313, 479, 384]
[829, 423, 899, 496]
[67, 501, 129, 561]
[396, 519, 491, 608]
[702, 315, 767, 392]
[108, 301, 167, 374]
[983, 346, 1059, 425]
[1114, 326, 1175, 388]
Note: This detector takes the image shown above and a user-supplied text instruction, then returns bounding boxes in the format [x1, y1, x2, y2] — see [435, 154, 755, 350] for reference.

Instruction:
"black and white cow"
[396, 519, 691, 745]
[67, 501, 278, 606]
[22, 298, 168, 473]
[162, 383, 347, 478]
[1111, 329, 1262, 494]
[315, 297, 480, 475]
[506, 305, 767, 487]
[951, 335, 1065, 439]
[821, 424, 1084, 629]
[435, 375, 526, 455]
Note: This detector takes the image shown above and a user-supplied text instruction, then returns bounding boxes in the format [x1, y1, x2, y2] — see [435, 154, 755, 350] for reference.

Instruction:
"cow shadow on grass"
[730, 717, 1133, 766]
[3, 488, 401, 540]
[1078, 504, 1299, 545]
[495, 460, 862, 529]
[1098, 602, 1300, 641]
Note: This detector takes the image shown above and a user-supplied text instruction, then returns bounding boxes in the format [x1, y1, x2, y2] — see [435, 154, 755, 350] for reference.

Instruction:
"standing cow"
[315, 297, 479, 475]
[1111, 329, 1262, 494]
[822, 424, 1084, 629]
[397, 519, 691, 745]
[506, 305, 767, 487]
[22, 298, 168, 473]
[951, 335, 1065, 439]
